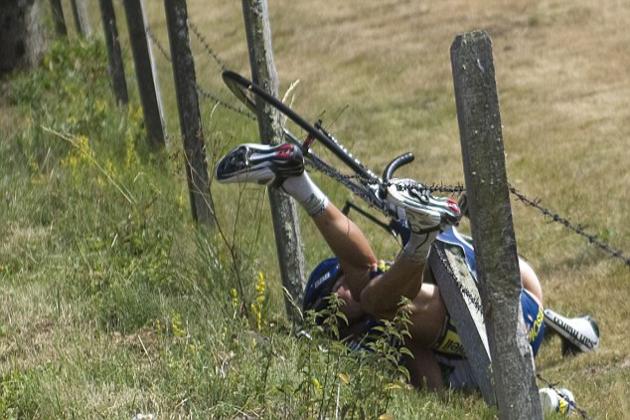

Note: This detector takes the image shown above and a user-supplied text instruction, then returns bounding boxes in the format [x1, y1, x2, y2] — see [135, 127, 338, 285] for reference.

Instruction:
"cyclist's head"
[303, 257, 342, 313]
[303, 257, 365, 325]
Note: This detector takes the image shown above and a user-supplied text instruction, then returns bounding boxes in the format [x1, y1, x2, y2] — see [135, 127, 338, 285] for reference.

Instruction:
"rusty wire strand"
[146, 26, 255, 121]
[196, 86, 257, 120]
[305, 157, 387, 212]
[188, 20, 227, 71]
[146, 27, 171, 63]
[509, 185, 630, 267]
[312, 153, 629, 267]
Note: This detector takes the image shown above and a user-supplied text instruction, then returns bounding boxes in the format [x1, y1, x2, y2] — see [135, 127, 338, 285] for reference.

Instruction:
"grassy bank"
[2, 0, 630, 418]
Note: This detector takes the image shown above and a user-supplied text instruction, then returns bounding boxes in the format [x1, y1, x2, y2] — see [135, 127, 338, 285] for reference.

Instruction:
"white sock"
[401, 231, 437, 264]
[281, 172, 329, 216]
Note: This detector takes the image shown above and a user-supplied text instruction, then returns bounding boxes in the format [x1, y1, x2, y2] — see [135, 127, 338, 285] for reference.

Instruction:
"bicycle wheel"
[222, 70, 379, 183]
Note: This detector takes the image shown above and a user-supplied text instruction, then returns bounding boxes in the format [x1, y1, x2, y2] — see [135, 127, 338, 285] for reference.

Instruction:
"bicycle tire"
[222, 70, 379, 183]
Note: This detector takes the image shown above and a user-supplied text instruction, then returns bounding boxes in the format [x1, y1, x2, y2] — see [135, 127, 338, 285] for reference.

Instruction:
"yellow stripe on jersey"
[432, 318, 466, 357]
[528, 305, 544, 344]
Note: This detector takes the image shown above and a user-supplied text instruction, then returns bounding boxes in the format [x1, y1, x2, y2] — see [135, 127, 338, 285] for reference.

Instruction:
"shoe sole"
[386, 180, 460, 232]
[216, 144, 279, 185]
[543, 309, 599, 352]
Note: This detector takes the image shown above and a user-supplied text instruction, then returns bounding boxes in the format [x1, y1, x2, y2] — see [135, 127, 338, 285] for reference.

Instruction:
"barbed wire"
[426, 183, 465, 194]
[188, 21, 227, 71]
[196, 85, 256, 120]
[145, 25, 256, 121]
[381, 176, 630, 267]
[509, 185, 630, 267]
[536, 373, 591, 419]
[145, 27, 171, 63]
[425, 181, 630, 267]
[309, 153, 630, 267]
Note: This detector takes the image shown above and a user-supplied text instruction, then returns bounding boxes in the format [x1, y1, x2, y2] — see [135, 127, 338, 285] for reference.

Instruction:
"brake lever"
[302, 133, 316, 153]
[302, 119, 322, 152]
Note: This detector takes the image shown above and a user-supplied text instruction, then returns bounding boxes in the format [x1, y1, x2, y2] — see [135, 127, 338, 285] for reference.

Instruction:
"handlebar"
[379, 152, 414, 200]
[383, 152, 414, 184]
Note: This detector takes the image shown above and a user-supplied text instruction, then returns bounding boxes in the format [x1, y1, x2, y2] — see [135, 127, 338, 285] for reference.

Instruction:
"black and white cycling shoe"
[543, 308, 600, 353]
[386, 179, 461, 234]
[216, 143, 304, 186]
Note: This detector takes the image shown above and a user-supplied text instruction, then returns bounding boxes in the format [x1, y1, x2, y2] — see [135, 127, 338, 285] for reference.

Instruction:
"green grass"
[2, 0, 630, 417]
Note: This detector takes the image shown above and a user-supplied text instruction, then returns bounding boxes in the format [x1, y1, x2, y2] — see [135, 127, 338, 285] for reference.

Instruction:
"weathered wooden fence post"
[70, 0, 92, 38]
[242, 0, 306, 319]
[123, 0, 166, 149]
[450, 31, 542, 419]
[49, 0, 67, 37]
[99, 0, 128, 106]
[164, 0, 214, 226]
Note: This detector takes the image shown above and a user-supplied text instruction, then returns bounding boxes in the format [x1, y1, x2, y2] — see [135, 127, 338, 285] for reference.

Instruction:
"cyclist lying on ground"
[216, 142, 599, 392]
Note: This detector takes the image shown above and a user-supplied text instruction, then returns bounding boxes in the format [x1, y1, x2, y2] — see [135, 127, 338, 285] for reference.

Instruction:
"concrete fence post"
[70, 0, 92, 38]
[242, 0, 306, 321]
[49, 0, 67, 37]
[450, 30, 542, 419]
[164, 0, 215, 227]
[98, 0, 128, 106]
[123, 0, 166, 150]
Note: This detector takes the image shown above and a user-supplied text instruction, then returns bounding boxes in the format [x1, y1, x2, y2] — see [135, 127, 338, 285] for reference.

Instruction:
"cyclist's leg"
[215, 143, 455, 315]
[359, 248, 439, 319]
[293, 175, 444, 313]
[288, 174, 434, 310]
[359, 181, 461, 318]
[215, 143, 378, 298]
[314, 180, 463, 317]
[310, 202, 378, 302]
[215, 144, 380, 300]
[359, 251, 428, 318]
[407, 266, 448, 346]
[519, 257, 543, 303]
